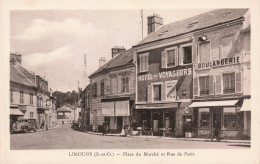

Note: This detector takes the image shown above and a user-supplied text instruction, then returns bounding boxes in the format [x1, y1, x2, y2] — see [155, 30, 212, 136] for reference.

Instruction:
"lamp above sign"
[197, 56, 240, 70]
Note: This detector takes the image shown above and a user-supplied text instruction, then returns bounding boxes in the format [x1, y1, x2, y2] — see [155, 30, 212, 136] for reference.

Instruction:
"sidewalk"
[85, 131, 251, 144]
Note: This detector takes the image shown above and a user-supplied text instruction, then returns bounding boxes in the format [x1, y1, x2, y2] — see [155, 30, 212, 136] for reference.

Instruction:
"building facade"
[88, 48, 136, 133]
[132, 9, 250, 139]
[57, 104, 76, 124]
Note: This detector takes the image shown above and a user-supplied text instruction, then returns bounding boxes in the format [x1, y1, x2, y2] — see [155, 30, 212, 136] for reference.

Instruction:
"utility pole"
[140, 9, 143, 39]
[84, 54, 87, 88]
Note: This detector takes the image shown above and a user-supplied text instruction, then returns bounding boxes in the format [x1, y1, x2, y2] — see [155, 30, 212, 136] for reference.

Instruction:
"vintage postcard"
[1, 0, 260, 164]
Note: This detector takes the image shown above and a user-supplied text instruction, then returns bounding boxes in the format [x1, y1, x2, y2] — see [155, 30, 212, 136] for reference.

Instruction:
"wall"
[137, 43, 193, 103]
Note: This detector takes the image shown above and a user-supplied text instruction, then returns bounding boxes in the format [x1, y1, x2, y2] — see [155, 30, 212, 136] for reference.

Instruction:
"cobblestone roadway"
[10, 124, 250, 149]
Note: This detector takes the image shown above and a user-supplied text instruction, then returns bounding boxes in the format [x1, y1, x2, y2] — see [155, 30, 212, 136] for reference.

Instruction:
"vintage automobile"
[11, 118, 38, 133]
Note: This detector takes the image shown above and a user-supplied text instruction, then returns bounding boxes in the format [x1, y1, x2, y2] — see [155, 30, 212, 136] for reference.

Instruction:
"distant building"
[57, 103, 76, 124]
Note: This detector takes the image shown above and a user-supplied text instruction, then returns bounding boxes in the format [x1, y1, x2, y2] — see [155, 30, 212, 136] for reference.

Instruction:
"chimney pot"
[147, 13, 163, 34]
[99, 57, 106, 68]
[111, 46, 126, 58]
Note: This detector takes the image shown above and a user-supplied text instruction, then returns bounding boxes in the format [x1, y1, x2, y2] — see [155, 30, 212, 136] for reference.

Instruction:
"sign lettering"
[198, 56, 240, 70]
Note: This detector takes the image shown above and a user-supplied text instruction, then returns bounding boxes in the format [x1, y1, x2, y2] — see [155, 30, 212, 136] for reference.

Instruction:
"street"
[10, 124, 250, 149]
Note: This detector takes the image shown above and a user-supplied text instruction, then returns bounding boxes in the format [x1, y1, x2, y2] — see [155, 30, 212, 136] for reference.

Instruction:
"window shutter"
[179, 47, 183, 65]
[175, 48, 179, 66]
[161, 83, 166, 101]
[139, 56, 143, 72]
[235, 72, 242, 93]
[161, 51, 167, 68]
[117, 76, 121, 93]
[209, 75, 214, 95]
[144, 55, 148, 71]
[147, 85, 152, 102]
[215, 74, 222, 94]
[193, 77, 198, 97]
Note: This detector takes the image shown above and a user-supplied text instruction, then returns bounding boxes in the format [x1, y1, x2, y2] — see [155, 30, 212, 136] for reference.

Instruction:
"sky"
[10, 9, 212, 92]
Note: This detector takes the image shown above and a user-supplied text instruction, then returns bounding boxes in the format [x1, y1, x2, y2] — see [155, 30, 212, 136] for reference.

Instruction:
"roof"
[57, 104, 75, 112]
[10, 64, 37, 88]
[135, 9, 248, 46]
[89, 48, 134, 78]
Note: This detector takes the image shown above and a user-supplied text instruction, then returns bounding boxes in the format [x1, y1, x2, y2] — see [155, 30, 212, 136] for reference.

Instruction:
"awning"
[102, 101, 115, 116]
[115, 100, 130, 116]
[189, 100, 239, 108]
[10, 108, 24, 115]
[240, 99, 251, 111]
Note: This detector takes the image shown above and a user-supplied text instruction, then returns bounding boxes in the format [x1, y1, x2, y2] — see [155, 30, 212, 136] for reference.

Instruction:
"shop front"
[190, 99, 243, 139]
[101, 99, 131, 133]
[136, 103, 178, 136]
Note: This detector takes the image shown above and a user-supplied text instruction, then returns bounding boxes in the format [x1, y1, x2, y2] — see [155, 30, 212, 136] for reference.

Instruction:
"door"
[117, 116, 123, 132]
[212, 108, 221, 130]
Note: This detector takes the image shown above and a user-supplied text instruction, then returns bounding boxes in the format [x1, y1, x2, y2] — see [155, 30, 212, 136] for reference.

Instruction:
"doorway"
[117, 116, 123, 132]
[212, 108, 221, 130]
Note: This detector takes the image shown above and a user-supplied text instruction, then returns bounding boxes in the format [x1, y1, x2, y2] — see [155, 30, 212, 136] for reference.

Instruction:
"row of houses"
[10, 53, 57, 129]
[80, 9, 251, 139]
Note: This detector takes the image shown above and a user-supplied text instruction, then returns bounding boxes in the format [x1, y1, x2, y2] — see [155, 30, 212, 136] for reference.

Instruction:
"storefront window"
[223, 107, 236, 129]
[199, 108, 210, 128]
[153, 85, 161, 101]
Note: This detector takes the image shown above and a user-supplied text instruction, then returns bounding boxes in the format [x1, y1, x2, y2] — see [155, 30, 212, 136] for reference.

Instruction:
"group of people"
[101, 122, 129, 137]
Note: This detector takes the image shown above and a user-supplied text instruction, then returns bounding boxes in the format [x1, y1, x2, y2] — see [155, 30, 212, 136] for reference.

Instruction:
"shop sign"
[138, 68, 192, 82]
[197, 56, 240, 70]
[136, 103, 178, 109]
[165, 80, 177, 101]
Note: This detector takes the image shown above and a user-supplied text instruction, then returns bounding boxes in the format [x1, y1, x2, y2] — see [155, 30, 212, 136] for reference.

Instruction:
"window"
[121, 76, 129, 93]
[223, 108, 237, 129]
[20, 91, 24, 104]
[10, 90, 13, 103]
[199, 41, 210, 63]
[111, 78, 118, 94]
[222, 36, 234, 58]
[167, 49, 177, 67]
[183, 46, 192, 64]
[139, 53, 149, 72]
[223, 73, 235, 94]
[100, 81, 104, 96]
[199, 108, 210, 128]
[153, 85, 161, 101]
[30, 112, 34, 118]
[93, 83, 97, 97]
[30, 93, 33, 105]
[199, 76, 209, 95]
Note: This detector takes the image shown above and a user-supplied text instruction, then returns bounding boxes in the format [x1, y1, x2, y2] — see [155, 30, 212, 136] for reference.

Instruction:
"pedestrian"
[123, 122, 129, 137]
[40, 120, 45, 129]
[102, 122, 108, 135]
[212, 120, 220, 141]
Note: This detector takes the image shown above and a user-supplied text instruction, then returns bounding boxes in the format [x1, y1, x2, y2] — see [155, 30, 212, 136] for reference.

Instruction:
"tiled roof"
[89, 48, 134, 78]
[135, 9, 248, 46]
[10, 64, 37, 88]
[57, 104, 76, 112]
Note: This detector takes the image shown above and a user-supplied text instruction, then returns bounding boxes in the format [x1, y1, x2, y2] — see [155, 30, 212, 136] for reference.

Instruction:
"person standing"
[123, 123, 129, 137]
[212, 120, 220, 141]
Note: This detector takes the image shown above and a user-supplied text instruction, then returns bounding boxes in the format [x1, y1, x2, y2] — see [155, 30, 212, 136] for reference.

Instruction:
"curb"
[85, 131, 250, 144]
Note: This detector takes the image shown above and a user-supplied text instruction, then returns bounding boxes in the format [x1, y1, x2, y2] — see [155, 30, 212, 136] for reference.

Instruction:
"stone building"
[10, 56, 38, 126]
[88, 47, 136, 132]
[132, 9, 250, 139]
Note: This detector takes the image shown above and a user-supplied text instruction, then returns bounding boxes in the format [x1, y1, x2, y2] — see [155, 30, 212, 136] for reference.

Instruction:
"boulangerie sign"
[165, 80, 177, 101]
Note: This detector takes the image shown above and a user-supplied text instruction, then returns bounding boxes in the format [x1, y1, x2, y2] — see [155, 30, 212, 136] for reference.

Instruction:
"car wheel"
[24, 127, 28, 133]
[33, 126, 37, 132]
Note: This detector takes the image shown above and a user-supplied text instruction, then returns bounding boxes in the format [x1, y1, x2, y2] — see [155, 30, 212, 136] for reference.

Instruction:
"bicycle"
[205, 129, 227, 142]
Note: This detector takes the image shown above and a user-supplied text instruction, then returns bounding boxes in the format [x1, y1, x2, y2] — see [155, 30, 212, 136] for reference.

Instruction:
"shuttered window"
[199, 76, 209, 96]
[215, 75, 222, 94]
[222, 36, 234, 58]
[100, 81, 105, 96]
[193, 78, 198, 97]
[235, 72, 242, 93]
[167, 49, 176, 67]
[93, 83, 97, 97]
[161, 51, 167, 68]
[111, 78, 118, 94]
[147, 85, 152, 102]
[121, 76, 129, 93]
[139, 53, 149, 72]
[153, 85, 161, 101]
[20, 91, 24, 104]
[223, 73, 235, 94]
[199, 41, 210, 63]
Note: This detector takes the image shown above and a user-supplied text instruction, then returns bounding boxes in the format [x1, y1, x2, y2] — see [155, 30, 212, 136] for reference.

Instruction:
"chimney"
[10, 53, 22, 64]
[99, 57, 106, 68]
[147, 13, 163, 34]
[111, 46, 126, 58]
